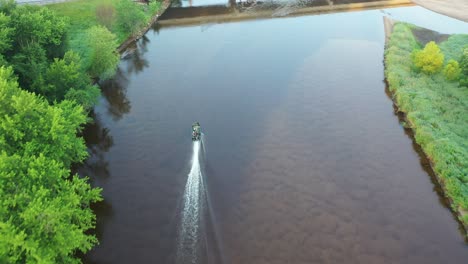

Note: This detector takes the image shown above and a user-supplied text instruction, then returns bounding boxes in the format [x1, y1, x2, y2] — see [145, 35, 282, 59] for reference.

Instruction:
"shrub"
[115, 0, 146, 36]
[43, 51, 100, 108]
[460, 47, 468, 88]
[96, 1, 115, 30]
[443, 59, 461, 81]
[81, 25, 119, 80]
[412, 41, 444, 74]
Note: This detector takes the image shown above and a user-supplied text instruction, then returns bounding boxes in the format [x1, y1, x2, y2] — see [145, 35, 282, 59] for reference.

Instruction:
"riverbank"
[412, 0, 468, 22]
[46, 0, 171, 55]
[384, 18, 468, 235]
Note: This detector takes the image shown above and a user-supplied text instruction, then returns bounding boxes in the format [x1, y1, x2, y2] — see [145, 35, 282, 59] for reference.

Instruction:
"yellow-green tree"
[412, 41, 444, 74]
[443, 59, 461, 81]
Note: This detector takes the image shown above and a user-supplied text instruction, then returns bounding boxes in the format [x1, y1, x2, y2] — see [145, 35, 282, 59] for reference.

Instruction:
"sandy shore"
[412, 0, 468, 22]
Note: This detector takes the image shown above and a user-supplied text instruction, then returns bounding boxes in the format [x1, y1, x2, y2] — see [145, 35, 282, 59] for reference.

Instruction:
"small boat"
[192, 122, 201, 141]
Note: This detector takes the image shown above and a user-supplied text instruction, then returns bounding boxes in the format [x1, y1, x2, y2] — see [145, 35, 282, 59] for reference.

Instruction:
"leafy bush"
[0, 0, 15, 14]
[443, 59, 461, 81]
[43, 51, 100, 108]
[115, 0, 146, 35]
[412, 41, 444, 74]
[460, 47, 468, 88]
[96, 1, 115, 30]
[81, 25, 119, 80]
[11, 42, 48, 89]
[0, 66, 102, 263]
[9, 5, 68, 54]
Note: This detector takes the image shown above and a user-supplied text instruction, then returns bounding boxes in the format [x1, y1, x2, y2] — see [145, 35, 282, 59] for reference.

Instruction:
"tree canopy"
[81, 25, 119, 80]
[0, 66, 102, 263]
[412, 41, 444, 74]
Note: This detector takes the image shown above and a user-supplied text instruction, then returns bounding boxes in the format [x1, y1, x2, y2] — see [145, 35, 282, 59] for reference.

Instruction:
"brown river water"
[81, 2, 468, 263]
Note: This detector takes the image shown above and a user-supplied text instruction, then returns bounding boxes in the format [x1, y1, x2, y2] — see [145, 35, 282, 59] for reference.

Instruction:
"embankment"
[117, 0, 172, 53]
[383, 17, 468, 236]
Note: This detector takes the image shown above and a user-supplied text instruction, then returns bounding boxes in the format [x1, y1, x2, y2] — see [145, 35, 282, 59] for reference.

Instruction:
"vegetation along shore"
[0, 0, 168, 262]
[384, 19, 468, 234]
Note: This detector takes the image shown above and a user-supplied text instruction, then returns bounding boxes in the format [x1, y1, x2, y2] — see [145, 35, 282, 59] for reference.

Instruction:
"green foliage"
[43, 51, 100, 108]
[11, 42, 48, 90]
[460, 47, 468, 88]
[412, 41, 444, 74]
[64, 84, 100, 110]
[0, 66, 102, 263]
[81, 25, 119, 80]
[149, 0, 162, 15]
[439, 35, 468, 62]
[9, 5, 68, 56]
[443, 59, 461, 81]
[47, 0, 162, 44]
[115, 0, 146, 36]
[0, 12, 13, 54]
[0, 0, 15, 15]
[385, 23, 468, 227]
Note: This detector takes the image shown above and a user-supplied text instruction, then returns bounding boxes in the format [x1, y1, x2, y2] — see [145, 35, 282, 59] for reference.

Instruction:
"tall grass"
[385, 23, 468, 226]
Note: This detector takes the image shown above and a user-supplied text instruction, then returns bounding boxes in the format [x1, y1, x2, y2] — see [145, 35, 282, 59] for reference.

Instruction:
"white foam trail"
[176, 141, 205, 264]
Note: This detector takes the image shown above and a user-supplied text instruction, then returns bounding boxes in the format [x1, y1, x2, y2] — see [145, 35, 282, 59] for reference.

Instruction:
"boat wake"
[176, 140, 205, 264]
[176, 135, 226, 264]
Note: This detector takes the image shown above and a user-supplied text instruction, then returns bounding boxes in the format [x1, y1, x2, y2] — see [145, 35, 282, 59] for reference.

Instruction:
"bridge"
[157, 0, 413, 27]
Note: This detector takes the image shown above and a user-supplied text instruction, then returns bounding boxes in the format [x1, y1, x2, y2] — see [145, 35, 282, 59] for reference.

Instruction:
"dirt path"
[412, 0, 468, 22]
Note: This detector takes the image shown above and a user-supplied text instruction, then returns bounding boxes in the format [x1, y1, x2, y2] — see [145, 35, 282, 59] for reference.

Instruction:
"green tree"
[9, 5, 68, 58]
[0, 12, 13, 54]
[0, 0, 15, 15]
[116, 0, 146, 35]
[443, 59, 461, 81]
[412, 41, 444, 74]
[43, 51, 100, 108]
[460, 47, 468, 88]
[81, 25, 119, 80]
[11, 42, 48, 90]
[0, 66, 102, 263]
[0, 12, 13, 67]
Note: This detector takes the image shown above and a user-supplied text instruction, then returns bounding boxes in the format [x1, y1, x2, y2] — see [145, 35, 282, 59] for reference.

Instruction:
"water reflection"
[99, 68, 131, 121]
[123, 35, 151, 75]
[80, 113, 114, 179]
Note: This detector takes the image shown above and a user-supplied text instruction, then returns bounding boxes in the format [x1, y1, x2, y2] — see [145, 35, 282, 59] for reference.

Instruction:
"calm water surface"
[82, 4, 468, 264]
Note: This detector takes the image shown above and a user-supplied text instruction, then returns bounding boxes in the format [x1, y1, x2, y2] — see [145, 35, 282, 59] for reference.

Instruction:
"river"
[81, 2, 468, 263]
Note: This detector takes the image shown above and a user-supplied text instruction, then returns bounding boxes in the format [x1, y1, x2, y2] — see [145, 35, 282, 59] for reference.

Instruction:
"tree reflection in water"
[79, 112, 114, 180]
[98, 35, 152, 121]
[99, 67, 131, 121]
[123, 35, 151, 75]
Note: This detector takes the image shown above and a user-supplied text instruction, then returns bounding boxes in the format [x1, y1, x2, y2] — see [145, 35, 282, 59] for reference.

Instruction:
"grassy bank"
[385, 22, 468, 230]
[47, 0, 162, 52]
